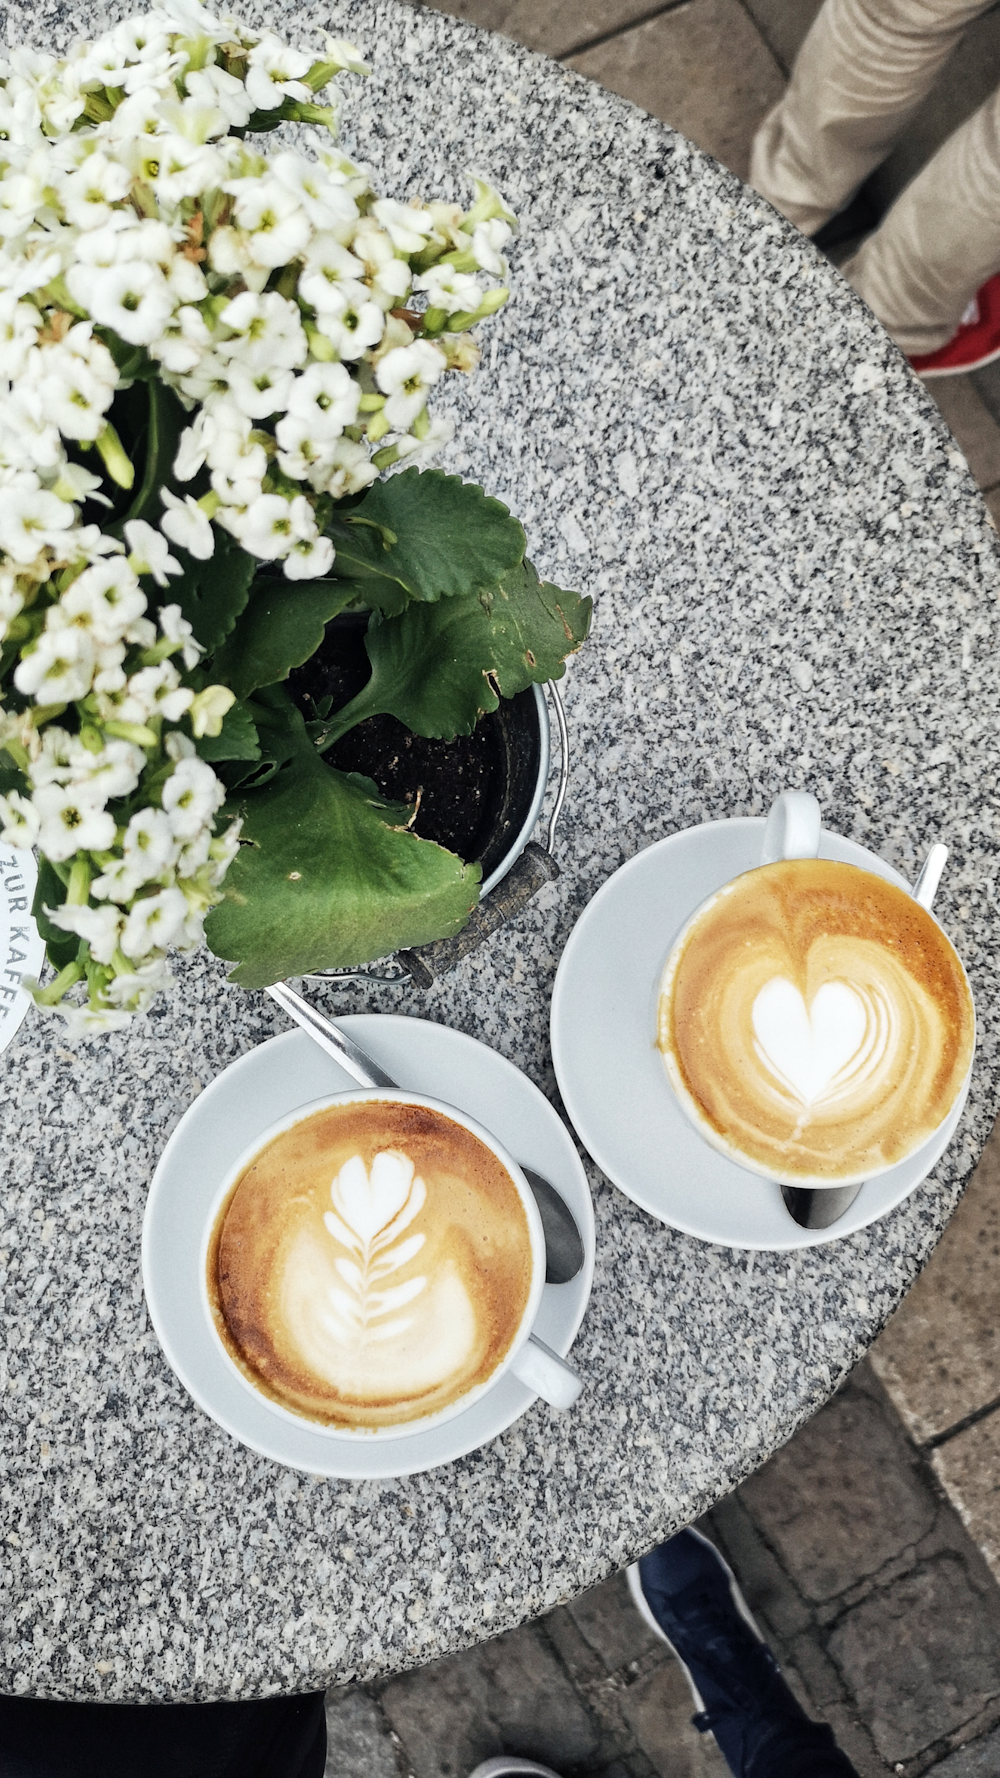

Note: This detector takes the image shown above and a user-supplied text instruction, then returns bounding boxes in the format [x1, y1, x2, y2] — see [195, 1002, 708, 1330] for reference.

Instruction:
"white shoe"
[467, 1761, 564, 1778]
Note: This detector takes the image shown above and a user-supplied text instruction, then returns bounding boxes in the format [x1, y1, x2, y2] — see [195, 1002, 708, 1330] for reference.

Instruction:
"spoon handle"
[264, 982, 397, 1090]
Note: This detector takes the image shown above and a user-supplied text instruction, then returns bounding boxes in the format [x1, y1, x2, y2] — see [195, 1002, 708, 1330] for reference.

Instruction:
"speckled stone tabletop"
[3, 0, 999, 1707]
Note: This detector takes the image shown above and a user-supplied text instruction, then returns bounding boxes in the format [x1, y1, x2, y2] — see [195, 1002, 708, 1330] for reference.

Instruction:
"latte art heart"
[657, 859, 975, 1184]
[751, 977, 882, 1108]
[208, 1100, 533, 1430]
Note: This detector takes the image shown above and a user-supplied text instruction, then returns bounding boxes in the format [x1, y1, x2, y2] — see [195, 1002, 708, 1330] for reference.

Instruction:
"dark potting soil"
[288, 616, 510, 865]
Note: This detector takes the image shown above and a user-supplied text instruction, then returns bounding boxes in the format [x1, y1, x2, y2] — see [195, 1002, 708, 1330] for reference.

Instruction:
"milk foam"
[751, 977, 890, 1109]
[280, 1150, 477, 1401]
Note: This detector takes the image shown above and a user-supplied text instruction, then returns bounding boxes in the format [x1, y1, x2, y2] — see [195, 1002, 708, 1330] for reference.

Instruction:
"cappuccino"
[657, 859, 975, 1184]
[207, 1099, 534, 1431]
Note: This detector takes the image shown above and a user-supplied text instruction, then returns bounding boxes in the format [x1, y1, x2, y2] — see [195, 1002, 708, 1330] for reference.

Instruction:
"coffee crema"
[657, 860, 975, 1183]
[207, 1100, 533, 1430]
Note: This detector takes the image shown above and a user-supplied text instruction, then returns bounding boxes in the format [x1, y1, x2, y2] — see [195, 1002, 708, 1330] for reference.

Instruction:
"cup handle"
[760, 791, 822, 865]
[511, 1333, 583, 1411]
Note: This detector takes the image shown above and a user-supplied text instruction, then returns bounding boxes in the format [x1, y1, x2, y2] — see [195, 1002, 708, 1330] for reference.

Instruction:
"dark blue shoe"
[627, 1529, 813, 1777]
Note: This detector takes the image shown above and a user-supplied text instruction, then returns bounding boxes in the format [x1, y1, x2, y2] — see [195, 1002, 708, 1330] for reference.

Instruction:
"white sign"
[0, 848, 45, 1057]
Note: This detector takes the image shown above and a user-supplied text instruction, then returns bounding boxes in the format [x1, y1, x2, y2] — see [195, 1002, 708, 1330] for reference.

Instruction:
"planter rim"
[480, 681, 551, 900]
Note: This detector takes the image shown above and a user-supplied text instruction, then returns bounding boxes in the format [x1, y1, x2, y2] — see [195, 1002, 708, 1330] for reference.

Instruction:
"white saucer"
[142, 1016, 595, 1477]
[550, 818, 967, 1251]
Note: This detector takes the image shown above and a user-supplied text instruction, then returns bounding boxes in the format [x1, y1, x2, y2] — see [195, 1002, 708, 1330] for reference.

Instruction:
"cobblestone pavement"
[321, 1, 1000, 1771]
[324, 1361, 1000, 1777]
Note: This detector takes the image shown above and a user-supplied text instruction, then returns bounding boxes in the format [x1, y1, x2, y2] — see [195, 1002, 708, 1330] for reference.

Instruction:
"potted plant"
[0, 2, 591, 1033]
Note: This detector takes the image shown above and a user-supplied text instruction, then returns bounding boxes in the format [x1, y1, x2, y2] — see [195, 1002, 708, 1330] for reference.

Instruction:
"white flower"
[104, 956, 173, 1010]
[375, 340, 448, 430]
[222, 491, 314, 560]
[226, 175, 312, 269]
[371, 198, 436, 255]
[120, 887, 190, 959]
[391, 413, 456, 468]
[158, 603, 203, 670]
[58, 153, 132, 229]
[160, 490, 215, 560]
[184, 66, 255, 130]
[282, 361, 360, 437]
[224, 361, 295, 421]
[76, 261, 174, 348]
[244, 35, 313, 112]
[78, 738, 146, 802]
[61, 557, 147, 645]
[218, 290, 308, 373]
[297, 233, 364, 311]
[313, 283, 384, 360]
[150, 135, 226, 206]
[151, 302, 212, 375]
[0, 482, 70, 570]
[120, 661, 194, 724]
[122, 807, 179, 883]
[14, 624, 96, 705]
[272, 153, 359, 235]
[414, 263, 483, 314]
[33, 783, 116, 863]
[470, 218, 513, 275]
[0, 790, 39, 849]
[44, 901, 125, 965]
[161, 754, 225, 840]
[284, 533, 335, 579]
[325, 437, 379, 499]
[125, 519, 181, 587]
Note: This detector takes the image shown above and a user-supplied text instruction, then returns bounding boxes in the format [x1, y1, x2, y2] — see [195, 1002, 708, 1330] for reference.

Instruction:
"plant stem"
[34, 959, 84, 1005]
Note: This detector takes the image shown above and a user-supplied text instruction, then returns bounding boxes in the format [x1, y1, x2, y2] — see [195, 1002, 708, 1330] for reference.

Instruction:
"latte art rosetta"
[657, 860, 975, 1184]
[208, 1101, 533, 1430]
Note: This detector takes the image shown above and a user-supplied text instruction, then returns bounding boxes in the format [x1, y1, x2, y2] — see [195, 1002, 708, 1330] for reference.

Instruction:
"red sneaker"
[909, 272, 1000, 377]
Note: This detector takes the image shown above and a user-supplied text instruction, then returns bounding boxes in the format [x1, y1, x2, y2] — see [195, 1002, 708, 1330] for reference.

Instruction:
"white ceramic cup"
[200, 1088, 582, 1439]
[659, 791, 976, 1188]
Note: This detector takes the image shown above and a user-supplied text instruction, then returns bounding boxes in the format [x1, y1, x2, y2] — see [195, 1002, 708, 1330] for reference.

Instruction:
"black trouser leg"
[0, 1691, 327, 1778]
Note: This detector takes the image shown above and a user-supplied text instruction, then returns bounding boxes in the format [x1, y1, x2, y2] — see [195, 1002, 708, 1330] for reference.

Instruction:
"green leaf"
[323, 559, 593, 742]
[194, 699, 261, 764]
[0, 753, 26, 798]
[205, 717, 480, 986]
[327, 469, 526, 614]
[31, 859, 78, 972]
[112, 379, 187, 534]
[166, 524, 257, 653]
[212, 577, 358, 701]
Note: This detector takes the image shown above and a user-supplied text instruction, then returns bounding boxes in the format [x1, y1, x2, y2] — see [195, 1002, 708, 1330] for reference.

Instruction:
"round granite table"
[3, 0, 999, 1707]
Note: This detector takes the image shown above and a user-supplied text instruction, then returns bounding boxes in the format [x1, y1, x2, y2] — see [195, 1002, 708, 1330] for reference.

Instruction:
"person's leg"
[749, 0, 993, 233]
[629, 1530, 861, 1778]
[0, 1690, 327, 1778]
[839, 84, 1000, 353]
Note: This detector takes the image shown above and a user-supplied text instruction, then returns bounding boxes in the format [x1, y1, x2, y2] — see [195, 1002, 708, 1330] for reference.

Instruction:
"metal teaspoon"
[263, 980, 586, 1284]
[781, 842, 950, 1230]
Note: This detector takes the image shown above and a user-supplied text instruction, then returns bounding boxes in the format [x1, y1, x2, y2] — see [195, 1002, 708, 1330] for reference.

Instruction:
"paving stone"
[736, 1378, 936, 1603]
[827, 1554, 1000, 1764]
[411, 0, 667, 60]
[618, 1658, 730, 1776]
[566, 1570, 661, 1672]
[926, 379, 1000, 497]
[324, 1687, 399, 1778]
[378, 1621, 598, 1777]
[566, 0, 785, 180]
[739, 0, 825, 75]
[933, 1413, 1000, 1588]
[870, 1122, 1000, 1443]
[929, 1722, 1000, 1775]
[708, 1494, 813, 1643]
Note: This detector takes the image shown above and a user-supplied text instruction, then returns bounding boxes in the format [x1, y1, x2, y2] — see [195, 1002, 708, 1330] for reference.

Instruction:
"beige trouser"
[749, 0, 1000, 354]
